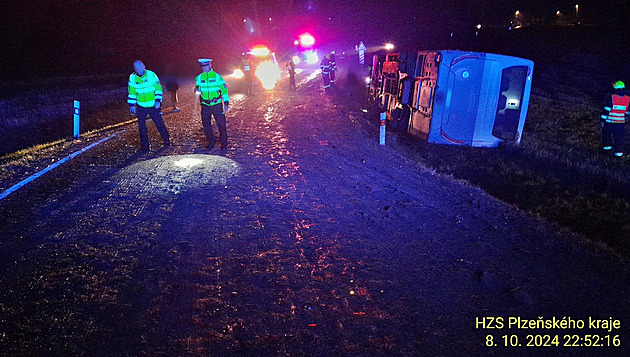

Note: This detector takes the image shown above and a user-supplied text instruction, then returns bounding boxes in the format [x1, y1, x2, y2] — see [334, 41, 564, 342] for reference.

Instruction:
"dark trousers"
[201, 104, 227, 149]
[602, 122, 626, 154]
[322, 73, 330, 89]
[136, 106, 170, 150]
[330, 70, 336, 83]
[244, 74, 253, 93]
[169, 90, 178, 107]
[289, 73, 296, 90]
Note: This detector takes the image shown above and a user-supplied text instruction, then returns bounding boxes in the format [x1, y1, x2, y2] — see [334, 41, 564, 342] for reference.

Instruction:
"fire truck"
[368, 50, 534, 147]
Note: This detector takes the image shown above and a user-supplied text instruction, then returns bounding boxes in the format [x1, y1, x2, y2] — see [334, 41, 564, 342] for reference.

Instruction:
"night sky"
[0, 0, 626, 79]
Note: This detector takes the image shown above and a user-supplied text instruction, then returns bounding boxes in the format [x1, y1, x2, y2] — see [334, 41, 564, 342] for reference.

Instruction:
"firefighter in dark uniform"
[242, 54, 253, 94]
[320, 54, 331, 91]
[601, 80, 630, 157]
[286, 58, 296, 90]
[329, 50, 337, 86]
[195, 58, 230, 150]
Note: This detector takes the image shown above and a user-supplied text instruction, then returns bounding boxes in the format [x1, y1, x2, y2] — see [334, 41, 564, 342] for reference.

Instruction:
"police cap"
[198, 58, 212, 66]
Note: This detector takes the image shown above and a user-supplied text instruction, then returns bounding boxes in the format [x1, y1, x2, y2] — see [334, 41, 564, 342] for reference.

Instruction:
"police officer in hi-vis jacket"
[127, 60, 170, 151]
[195, 58, 230, 150]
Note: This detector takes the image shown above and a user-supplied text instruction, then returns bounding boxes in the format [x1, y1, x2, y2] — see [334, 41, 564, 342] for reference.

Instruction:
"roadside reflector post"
[379, 112, 386, 145]
[357, 41, 367, 65]
[73, 100, 80, 138]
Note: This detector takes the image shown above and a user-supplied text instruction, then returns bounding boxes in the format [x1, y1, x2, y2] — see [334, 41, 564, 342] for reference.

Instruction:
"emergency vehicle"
[232, 45, 281, 90]
[292, 33, 319, 65]
[369, 50, 534, 147]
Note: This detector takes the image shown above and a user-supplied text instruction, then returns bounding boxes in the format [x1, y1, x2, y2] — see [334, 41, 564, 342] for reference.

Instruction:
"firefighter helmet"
[613, 80, 625, 89]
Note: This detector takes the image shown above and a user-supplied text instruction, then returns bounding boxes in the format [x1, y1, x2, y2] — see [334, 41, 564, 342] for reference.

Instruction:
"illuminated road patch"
[113, 154, 241, 195]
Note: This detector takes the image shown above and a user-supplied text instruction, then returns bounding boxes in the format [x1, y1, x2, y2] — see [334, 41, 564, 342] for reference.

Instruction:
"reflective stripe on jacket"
[602, 94, 630, 123]
[320, 59, 331, 75]
[195, 71, 229, 106]
[128, 70, 162, 108]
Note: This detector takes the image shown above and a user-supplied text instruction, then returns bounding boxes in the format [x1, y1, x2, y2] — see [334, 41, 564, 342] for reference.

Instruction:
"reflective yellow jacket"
[128, 70, 163, 108]
[195, 71, 229, 106]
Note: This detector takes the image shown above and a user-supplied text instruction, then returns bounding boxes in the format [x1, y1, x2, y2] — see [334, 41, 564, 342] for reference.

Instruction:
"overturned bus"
[369, 50, 534, 147]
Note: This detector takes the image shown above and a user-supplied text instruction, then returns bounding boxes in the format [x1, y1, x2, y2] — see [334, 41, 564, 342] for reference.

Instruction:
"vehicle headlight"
[231, 69, 245, 78]
[255, 61, 281, 90]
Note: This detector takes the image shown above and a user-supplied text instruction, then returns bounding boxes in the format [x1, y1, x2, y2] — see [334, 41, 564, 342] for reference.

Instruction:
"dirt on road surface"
[0, 67, 628, 356]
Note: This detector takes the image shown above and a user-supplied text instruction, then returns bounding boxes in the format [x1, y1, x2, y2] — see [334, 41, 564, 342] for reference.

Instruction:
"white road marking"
[0, 130, 124, 201]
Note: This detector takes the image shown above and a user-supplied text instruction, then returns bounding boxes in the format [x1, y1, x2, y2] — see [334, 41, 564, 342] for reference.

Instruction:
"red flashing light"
[299, 33, 315, 47]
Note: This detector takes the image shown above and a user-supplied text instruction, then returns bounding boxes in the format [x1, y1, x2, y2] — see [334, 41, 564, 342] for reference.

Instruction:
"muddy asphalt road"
[0, 67, 629, 356]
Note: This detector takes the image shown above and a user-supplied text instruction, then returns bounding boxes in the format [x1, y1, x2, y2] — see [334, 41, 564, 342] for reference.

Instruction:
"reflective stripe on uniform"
[128, 70, 162, 107]
[196, 71, 229, 103]
[608, 94, 630, 123]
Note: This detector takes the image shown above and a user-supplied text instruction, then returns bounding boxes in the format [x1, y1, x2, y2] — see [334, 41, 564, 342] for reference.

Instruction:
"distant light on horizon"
[385, 43, 395, 51]
[476, 24, 482, 29]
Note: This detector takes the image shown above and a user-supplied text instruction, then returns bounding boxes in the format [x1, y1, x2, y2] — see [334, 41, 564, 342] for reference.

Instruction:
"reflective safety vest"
[602, 94, 630, 123]
[128, 70, 163, 108]
[330, 55, 337, 72]
[195, 71, 229, 106]
[320, 58, 331, 75]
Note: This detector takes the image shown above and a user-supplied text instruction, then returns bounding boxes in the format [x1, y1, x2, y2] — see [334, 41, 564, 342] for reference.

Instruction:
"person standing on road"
[320, 54, 331, 91]
[127, 60, 170, 151]
[163, 62, 180, 113]
[329, 50, 337, 87]
[286, 58, 296, 91]
[242, 54, 253, 94]
[600, 80, 630, 157]
[195, 58, 230, 150]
